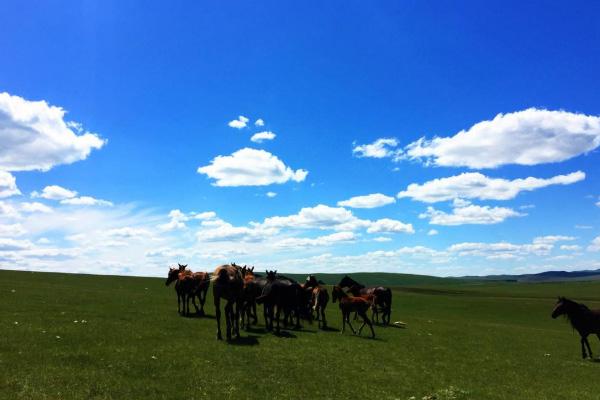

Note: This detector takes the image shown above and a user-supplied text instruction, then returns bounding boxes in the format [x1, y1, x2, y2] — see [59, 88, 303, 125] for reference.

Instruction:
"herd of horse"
[164, 263, 600, 357]
[165, 263, 392, 341]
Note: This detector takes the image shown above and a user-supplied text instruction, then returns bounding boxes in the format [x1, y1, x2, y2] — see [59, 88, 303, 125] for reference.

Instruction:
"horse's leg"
[581, 337, 588, 359]
[177, 291, 181, 314]
[252, 301, 258, 325]
[585, 337, 593, 359]
[346, 312, 356, 334]
[191, 292, 200, 314]
[215, 295, 222, 340]
[200, 287, 207, 315]
[225, 300, 233, 341]
[321, 306, 327, 328]
[341, 310, 346, 334]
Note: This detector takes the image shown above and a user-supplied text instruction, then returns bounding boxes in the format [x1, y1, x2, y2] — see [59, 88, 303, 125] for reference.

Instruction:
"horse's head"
[338, 275, 355, 288]
[305, 274, 318, 288]
[266, 270, 277, 282]
[331, 286, 343, 303]
[552, 296, 568, 319]
[166, 267, 179, 286]
[177, 263, 187, 272]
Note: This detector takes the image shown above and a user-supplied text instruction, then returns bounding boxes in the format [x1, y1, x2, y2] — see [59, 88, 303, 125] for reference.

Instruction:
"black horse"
[338, 275, 392, 325]
[552, 296, 600, 359]
[257, 271, 311, 333]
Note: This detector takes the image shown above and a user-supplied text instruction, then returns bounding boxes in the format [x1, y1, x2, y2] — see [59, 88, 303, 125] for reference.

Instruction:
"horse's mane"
[561, 297, 592, 328]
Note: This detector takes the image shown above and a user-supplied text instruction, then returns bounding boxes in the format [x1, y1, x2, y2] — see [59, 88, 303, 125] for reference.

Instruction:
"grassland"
[2, 269, 600, 399]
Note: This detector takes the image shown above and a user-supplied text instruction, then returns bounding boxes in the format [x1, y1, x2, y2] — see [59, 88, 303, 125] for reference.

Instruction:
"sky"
[1, 1, 599, 277]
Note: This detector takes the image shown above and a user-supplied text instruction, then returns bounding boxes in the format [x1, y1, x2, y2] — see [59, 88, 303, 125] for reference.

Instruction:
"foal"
[332, 286, 375, 338]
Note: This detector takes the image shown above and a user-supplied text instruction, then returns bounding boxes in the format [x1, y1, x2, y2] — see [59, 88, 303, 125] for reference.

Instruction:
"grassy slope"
[1, 270, 600, 399]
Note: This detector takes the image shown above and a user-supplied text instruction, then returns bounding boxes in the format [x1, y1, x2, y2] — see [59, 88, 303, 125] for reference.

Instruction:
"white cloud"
[0, 223, 26, 237]
[352, 138, 400, 159]
[532, 235, 576, 245]
[198, 148, 308, 187]
[192, 211, 217, 220]
[0, 201, 20, 219]
[266, 192, 277, 198]
[427, 229, 439, 236]
[337, 193, 396, 209]
[373, 236, 392, 242]
[448, 240, 554, 259]
[20, 202, 53, 213]
[255, 119, 265, 127]
[0, 171, 20, 198]
[404, 108, 600, 168]
[261, 204, 365, 231]
[0, 92, 106, 171]
[32, 185, 77, 200]
[560, 244, 582, 251]
[250, 131, 276, 143]
[398, 171, 585, 203]
[575, 225, 593, 230]
[0, 238, 33, 251]
[274, 231, 356, 249]
[366, 218, 414, 234]
[588, 236, 600, 252]
[60, 196, 113, 207]
[105, 227, 152, 239]
[196, 219, 275, 243]
[158, 209, 189, 231]
[420, 200, 525, 225]
[228, 115, 249, 129]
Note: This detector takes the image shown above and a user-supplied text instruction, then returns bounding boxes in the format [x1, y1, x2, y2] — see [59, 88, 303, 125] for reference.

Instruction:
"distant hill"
[462, 269, 600, 283]
[281, 272, 465, 286]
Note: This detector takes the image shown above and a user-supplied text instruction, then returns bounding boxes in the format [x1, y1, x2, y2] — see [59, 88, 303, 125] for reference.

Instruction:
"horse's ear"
[274, 270, 277, 275]
[250, 266, 254, 272]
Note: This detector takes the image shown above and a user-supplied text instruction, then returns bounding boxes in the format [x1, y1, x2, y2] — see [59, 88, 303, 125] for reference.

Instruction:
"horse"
[338, 275, 392, 325]
[309, 278, 329, 329]
[332, 285, 375, 338]
[552, 296, 600, 359]
[165, 264, 210, 316]
[257, 270, 305, 333]
[211, 264, 244, 340]
[240, 266, 268, 329]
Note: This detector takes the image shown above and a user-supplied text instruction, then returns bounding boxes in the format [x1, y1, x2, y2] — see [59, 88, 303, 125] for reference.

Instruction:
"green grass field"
[2, 269, 600, 399]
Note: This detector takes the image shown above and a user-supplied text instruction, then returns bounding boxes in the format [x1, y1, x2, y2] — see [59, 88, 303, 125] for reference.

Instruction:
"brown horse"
[338, 275, 392, 325]
[311, 285, 329, 329]
[552, 297, 600, 359]
[212, 264, 244, 340]
[165, 264, 210, 316]
[240, 266, 262, 328]
[332, 285, 375, 338]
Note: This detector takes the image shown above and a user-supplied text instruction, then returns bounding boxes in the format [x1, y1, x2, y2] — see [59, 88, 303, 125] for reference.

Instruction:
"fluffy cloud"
[0, 92, 106, 171]
[32, 185, 77, 200]
[398, 171, 585, 203]
[255, 119, 265, 127]
[366, 218, 414, 234]
[261, 204, 366, 231]
[0, 223, 27, 237]
[588, 236, 600, 252]
[337, 193, 396, 209]
[274, 232, 356, 249]
[158, 209, 189, 231]
[560, 244, 582, 251]
[60, 196, 113, 207]
[352, 138, 400, 159]
[420, 200, 524, 225]
[532, 235, 576, 245]
[20, 202, 53, 213]
[228, 115, 249, 129]
[250, 131, 276, 143]
[404, 108, 600, 168]
[266, 192, 277, 198]
[197, 148, 308, 187]
[428, 229, 439, 236]
[0, 171, 20, 198]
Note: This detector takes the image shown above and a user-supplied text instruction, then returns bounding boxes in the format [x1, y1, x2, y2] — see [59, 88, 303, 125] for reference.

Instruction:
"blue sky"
[1, 1, 599, 277]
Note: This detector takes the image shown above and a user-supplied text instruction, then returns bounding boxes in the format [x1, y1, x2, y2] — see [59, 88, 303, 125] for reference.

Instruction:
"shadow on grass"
[244, 326, 267, 334]
[319, 326, 340, 332]
[228, 335, 260, 346]
[273, 330, 297, 339]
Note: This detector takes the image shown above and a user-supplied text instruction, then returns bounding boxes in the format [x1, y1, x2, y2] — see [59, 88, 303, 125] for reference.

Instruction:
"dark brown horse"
[240, 266, 267, 329]
[338, 275, 392, 325]
[332, 285, 375, 338]
[303, 275, 329, 329]
[552, 297, 600, 359]
[212, 264, 244, 340]
[165, 264, 210, 316]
